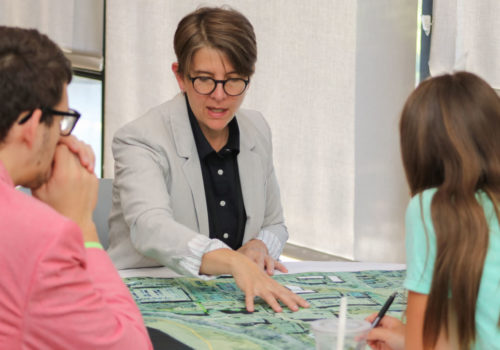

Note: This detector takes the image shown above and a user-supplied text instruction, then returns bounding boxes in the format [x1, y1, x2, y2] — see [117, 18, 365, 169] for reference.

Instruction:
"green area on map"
[125, 270, 406, 350]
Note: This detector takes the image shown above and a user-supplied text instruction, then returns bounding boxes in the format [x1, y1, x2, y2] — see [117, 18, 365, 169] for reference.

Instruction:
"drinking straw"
[337, 296, 347, 350]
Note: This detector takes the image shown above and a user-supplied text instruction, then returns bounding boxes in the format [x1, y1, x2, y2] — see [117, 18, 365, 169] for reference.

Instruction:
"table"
[120, 262, 406, 350]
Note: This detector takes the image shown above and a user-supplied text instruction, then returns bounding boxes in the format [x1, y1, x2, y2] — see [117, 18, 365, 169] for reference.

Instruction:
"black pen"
[371, 292, 397, 328]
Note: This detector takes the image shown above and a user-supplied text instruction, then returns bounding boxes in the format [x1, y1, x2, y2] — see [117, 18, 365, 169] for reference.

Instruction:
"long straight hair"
[400, 72, 500, 349]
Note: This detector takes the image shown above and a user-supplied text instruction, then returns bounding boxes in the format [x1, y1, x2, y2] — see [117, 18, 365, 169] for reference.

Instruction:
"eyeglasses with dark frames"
[18, 108, 81, 136]
[188, 76, 249, 96]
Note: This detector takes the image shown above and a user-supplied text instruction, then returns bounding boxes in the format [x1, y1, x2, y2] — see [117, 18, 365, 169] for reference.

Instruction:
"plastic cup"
[310, 318, 371, 350]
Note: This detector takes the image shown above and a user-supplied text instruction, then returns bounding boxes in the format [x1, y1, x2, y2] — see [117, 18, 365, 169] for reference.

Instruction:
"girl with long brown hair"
[366, 72, 500, 349]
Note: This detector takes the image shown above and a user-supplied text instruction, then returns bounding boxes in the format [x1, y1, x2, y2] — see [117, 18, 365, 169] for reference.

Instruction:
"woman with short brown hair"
[108, 7, 309, 313]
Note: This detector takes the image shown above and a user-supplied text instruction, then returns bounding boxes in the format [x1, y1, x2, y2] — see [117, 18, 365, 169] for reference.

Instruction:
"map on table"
[125, 270, 406, 350]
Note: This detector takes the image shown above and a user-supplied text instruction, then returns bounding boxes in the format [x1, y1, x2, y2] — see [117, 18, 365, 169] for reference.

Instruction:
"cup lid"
[310, 318, 371, 334]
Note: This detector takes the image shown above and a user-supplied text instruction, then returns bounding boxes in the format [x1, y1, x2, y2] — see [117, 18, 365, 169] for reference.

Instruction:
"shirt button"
[219, 200, 226, 207]
[218, 169, 224, 175]
[223, 233, 229, 239]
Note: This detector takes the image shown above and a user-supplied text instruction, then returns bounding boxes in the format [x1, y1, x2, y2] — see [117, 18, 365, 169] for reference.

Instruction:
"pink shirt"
[0, 161, 152, 350]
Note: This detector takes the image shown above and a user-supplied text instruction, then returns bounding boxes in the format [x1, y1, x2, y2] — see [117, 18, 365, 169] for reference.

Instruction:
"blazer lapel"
[170, 94, 209, 235]
[238, 119, 265, 239]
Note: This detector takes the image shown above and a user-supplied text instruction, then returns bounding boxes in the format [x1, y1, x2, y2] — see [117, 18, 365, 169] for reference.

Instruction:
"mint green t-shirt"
[404, 188, 500, 349]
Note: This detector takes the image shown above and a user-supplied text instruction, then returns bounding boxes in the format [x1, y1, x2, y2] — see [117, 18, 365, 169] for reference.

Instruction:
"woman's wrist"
[200, 248, 240, 275]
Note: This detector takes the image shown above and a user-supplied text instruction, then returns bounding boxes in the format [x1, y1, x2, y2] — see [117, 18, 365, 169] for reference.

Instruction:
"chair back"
[93, 178, 113, 249]
[18, 178, 113, 249]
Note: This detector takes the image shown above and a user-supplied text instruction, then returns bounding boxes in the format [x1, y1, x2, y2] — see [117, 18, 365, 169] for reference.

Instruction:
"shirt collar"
[185, 94, 240, 159]
[0, 160, 14, 188]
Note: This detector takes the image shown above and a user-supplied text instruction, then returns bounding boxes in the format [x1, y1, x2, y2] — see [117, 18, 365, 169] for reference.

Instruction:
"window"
[67, 75, 103, 177]
[0, 0, 105, 176]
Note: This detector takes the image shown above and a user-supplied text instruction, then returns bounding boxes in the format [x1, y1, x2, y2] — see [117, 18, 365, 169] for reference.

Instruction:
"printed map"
[125, 270, 406, 350]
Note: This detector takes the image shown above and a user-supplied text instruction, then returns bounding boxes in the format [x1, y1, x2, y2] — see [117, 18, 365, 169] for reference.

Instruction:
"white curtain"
[0, 0, 104, 70]
[0, 0, 75, 49]
[429, 0, 500, 89]
[105, 0, 416, 262]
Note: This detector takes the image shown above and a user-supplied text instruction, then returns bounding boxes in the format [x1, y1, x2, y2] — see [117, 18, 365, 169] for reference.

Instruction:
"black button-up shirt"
[186, 96, 247, 249]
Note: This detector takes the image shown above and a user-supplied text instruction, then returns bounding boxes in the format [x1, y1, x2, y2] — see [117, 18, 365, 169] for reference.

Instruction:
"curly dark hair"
[0, 26, 72, 142]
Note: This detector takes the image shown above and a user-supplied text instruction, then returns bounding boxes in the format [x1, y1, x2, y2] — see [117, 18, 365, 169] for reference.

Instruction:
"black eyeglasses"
[188, 76, 249, 96]
[18, 108, 81, 136]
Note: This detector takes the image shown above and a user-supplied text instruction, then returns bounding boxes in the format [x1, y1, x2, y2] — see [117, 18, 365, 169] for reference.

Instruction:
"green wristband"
[84, 241, 103, 249]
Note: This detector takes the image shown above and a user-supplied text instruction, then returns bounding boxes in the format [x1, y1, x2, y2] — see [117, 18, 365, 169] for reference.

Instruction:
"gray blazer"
[107, 93, 288, 271]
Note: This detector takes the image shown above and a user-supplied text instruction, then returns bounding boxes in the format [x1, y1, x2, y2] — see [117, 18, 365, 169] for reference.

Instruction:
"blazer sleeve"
[112, 120, 228, 276]
[253, 113, 289, 259]
[25, 219, 152, 350]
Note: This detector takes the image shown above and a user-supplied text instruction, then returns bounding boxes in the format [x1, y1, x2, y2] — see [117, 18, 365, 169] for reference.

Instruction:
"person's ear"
[19, 109, 43, 148]
[172, 62, 186, 92]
